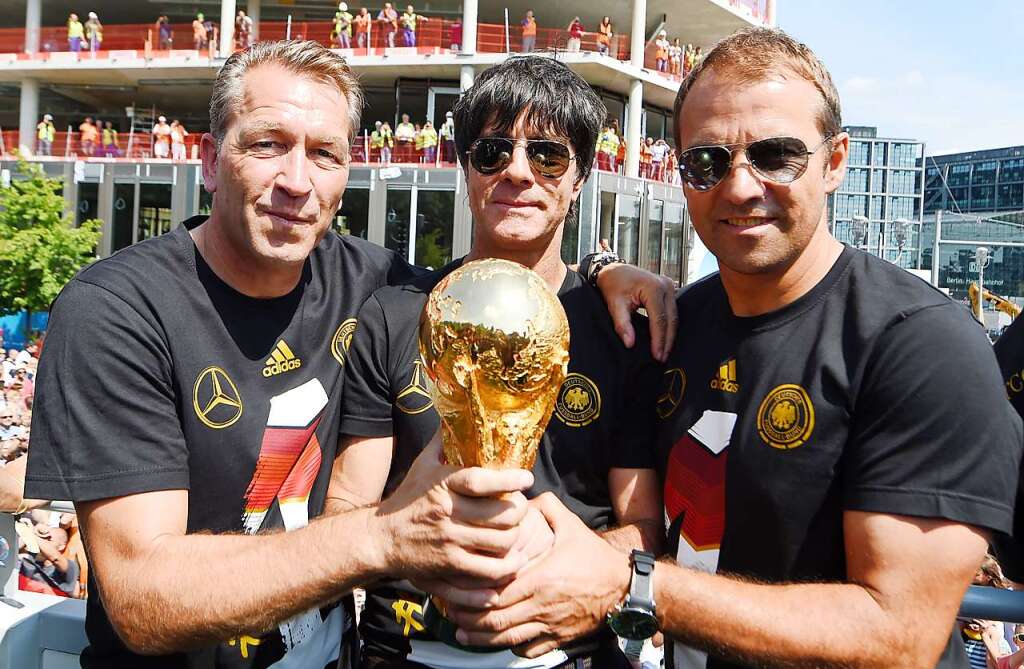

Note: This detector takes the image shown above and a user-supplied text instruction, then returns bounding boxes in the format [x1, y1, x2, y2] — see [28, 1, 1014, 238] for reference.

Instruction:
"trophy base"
[422, 596, 512, 653]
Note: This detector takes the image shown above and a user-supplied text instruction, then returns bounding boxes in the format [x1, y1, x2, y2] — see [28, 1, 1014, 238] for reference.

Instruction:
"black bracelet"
[579, 251, 623, 288]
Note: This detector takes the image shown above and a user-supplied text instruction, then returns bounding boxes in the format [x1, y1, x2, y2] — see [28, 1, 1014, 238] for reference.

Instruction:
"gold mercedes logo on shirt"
[192, 366, 243, 429]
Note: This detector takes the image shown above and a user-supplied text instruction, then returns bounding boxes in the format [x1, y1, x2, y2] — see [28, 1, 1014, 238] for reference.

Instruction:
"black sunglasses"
[677, 136, 833, 192]
[467, 137, 576, 179]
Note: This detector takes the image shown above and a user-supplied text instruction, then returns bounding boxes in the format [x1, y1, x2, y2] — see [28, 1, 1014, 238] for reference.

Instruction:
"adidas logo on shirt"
[263, 340, 302, 377]
[710, 359, 739, 393]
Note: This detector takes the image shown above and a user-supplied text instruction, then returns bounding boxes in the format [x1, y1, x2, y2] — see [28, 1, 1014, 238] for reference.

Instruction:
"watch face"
[608, 607, 659, 640]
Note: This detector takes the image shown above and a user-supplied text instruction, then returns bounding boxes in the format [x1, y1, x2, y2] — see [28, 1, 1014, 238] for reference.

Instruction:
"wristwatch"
[607, 550, 659, 641]
[579, 250, 623, 288]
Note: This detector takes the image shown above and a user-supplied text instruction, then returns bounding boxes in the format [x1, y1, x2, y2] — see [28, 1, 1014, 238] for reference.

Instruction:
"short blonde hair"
[673, 27, 841, 147]
[209, 40, 364, 146]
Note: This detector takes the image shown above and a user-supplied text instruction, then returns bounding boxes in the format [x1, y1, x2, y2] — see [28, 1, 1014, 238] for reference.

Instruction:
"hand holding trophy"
[417, 258, 570, 647]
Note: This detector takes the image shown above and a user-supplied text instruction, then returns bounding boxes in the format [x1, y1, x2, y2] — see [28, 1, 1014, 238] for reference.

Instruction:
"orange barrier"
[1, 129, 204, 160]
[0, 18, 633, 60]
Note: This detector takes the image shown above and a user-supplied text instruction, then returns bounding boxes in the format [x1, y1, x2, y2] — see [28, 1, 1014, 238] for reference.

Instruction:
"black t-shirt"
[656, 246, 1021, 669]
[991, 316, 1024, 581]
[24, 216, 417, 669]
[339, 259, 661, 663]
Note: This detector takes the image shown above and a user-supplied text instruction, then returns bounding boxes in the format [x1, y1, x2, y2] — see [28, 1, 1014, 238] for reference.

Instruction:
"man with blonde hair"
[442, 27, 1022, 669]
[25, 39, 677, 669]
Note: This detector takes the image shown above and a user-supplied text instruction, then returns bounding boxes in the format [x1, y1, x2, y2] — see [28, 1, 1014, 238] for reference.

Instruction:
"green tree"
[0, 158, 102, 339]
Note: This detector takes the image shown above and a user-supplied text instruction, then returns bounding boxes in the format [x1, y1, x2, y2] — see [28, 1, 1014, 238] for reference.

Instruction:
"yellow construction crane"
[968, 282, 1021, 324]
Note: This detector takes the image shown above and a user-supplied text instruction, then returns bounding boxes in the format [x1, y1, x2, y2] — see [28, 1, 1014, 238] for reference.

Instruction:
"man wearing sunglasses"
[442, 27, 1022, 669]
[334, 55, 663, 669]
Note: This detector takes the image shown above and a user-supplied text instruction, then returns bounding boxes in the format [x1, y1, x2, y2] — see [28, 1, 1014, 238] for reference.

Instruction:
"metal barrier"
[960, 585, 1024, 623]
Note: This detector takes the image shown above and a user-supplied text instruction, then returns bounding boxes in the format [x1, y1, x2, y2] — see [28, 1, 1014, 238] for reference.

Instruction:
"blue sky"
[776, 1, 1023, 156]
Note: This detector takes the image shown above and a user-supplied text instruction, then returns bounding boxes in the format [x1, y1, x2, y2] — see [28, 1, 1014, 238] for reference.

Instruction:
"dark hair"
[453, 55, 605, 184]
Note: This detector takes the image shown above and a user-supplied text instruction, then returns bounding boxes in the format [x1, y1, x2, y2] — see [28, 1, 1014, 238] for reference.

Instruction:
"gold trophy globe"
[418, 258, 570, 470]
[417, 258, 570, 647]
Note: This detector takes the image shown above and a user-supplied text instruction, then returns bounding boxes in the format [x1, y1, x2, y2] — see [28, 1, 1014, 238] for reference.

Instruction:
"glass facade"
[415, 190, 455, 269]
[829, 127, 924, 269]
[662, 202, 686, 285]
[925, 146, 1024, 214]
[616, 195, 641, 266]
[645, 199, 664, 274]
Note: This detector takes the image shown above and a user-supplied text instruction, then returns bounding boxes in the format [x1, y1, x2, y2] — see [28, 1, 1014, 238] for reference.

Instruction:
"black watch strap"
[628, 550, 656, 611]
[579, 251, 623, 288]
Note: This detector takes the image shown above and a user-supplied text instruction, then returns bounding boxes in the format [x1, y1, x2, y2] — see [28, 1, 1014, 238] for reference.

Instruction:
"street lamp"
[892, 218, 912, 265]
[851, 215, 869, 250]
[974, 246, 991, 324]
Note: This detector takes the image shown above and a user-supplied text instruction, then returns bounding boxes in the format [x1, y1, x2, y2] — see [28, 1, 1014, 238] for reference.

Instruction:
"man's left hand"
[595, 264, 677, 361]
[443, 493, 631, 658]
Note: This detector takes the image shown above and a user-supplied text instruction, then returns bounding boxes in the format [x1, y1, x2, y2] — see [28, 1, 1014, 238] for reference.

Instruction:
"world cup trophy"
[417, 258, 570, 646]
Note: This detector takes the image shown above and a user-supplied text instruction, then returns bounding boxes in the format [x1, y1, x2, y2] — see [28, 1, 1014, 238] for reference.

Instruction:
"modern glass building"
[924, 145, 1024, 215]
[828, 125, 925, 268]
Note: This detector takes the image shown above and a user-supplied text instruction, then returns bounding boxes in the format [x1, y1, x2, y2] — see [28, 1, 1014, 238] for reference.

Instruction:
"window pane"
[337, 188, 370, 239]
[645, 199, 664, 274]
[112, 183, 135, 251]
[616, 195, 641, 265]
[662, 202, 684, 284]
[138, 183, 172, 242]
[415, 190, 454, 269]
[385, 188, 411, 260]
[76, 182, 98, 226]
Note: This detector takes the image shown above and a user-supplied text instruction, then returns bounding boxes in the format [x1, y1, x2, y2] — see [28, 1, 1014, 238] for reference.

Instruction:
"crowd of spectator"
[960, 554, 1024, 669]
[46, 4, 696, 82]
[0, 336, 88, 601]
[654, 29, 703, 76]
[595, 119, 679, 184]
[367, 111, 454, 164]
[34, 115, 121, 157]
[65, 11, 102, 53]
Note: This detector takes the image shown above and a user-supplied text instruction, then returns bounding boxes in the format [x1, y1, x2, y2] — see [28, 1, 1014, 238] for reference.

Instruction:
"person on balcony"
[649, 138, 669, 182]
[354, 7, 371, 48]
[639, 136, 653, 179]
[654, 30, 669, 72]
[152, 115, 172, 159]
[333, 3, 354, 49]
[597, 121, 619, 172]
[668, 38, 682, 75]
[192, 13, 208, 50]
[520, 10, 536, 53]
[66, 13, 84, 53]
[170, 120, 189, 161]
[420, 120, 438, 163]
[102, 121, 120, 158]
[400, 5, 426, 48]
[596, 16, 613, 56]
[395, 113, 415, 162]
[377, 2, 399, 48]
[85, 12, 103, 53]
[156, 15, 173, 50]
[566, 16, 584, 52]
[372, 120, 394, 164]
[439, 111, 455, 163]
[79, 117, 98, 157]
[36, 114, 55, 156]
[235, 10, 254, 49]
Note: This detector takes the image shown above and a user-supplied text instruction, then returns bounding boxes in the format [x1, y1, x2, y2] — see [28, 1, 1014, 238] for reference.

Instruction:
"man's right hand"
[373, 434, 534, 586]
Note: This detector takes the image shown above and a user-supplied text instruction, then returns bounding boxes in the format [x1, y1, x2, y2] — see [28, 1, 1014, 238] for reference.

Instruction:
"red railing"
[1, 129, 204, 160]
[0, 19, 631, 61]
[2, 130, 682, 188]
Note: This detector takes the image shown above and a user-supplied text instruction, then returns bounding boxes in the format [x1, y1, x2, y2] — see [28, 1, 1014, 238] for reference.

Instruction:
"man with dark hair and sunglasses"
[334, 54, 664, 669]
[441, 27, 1022, 669]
